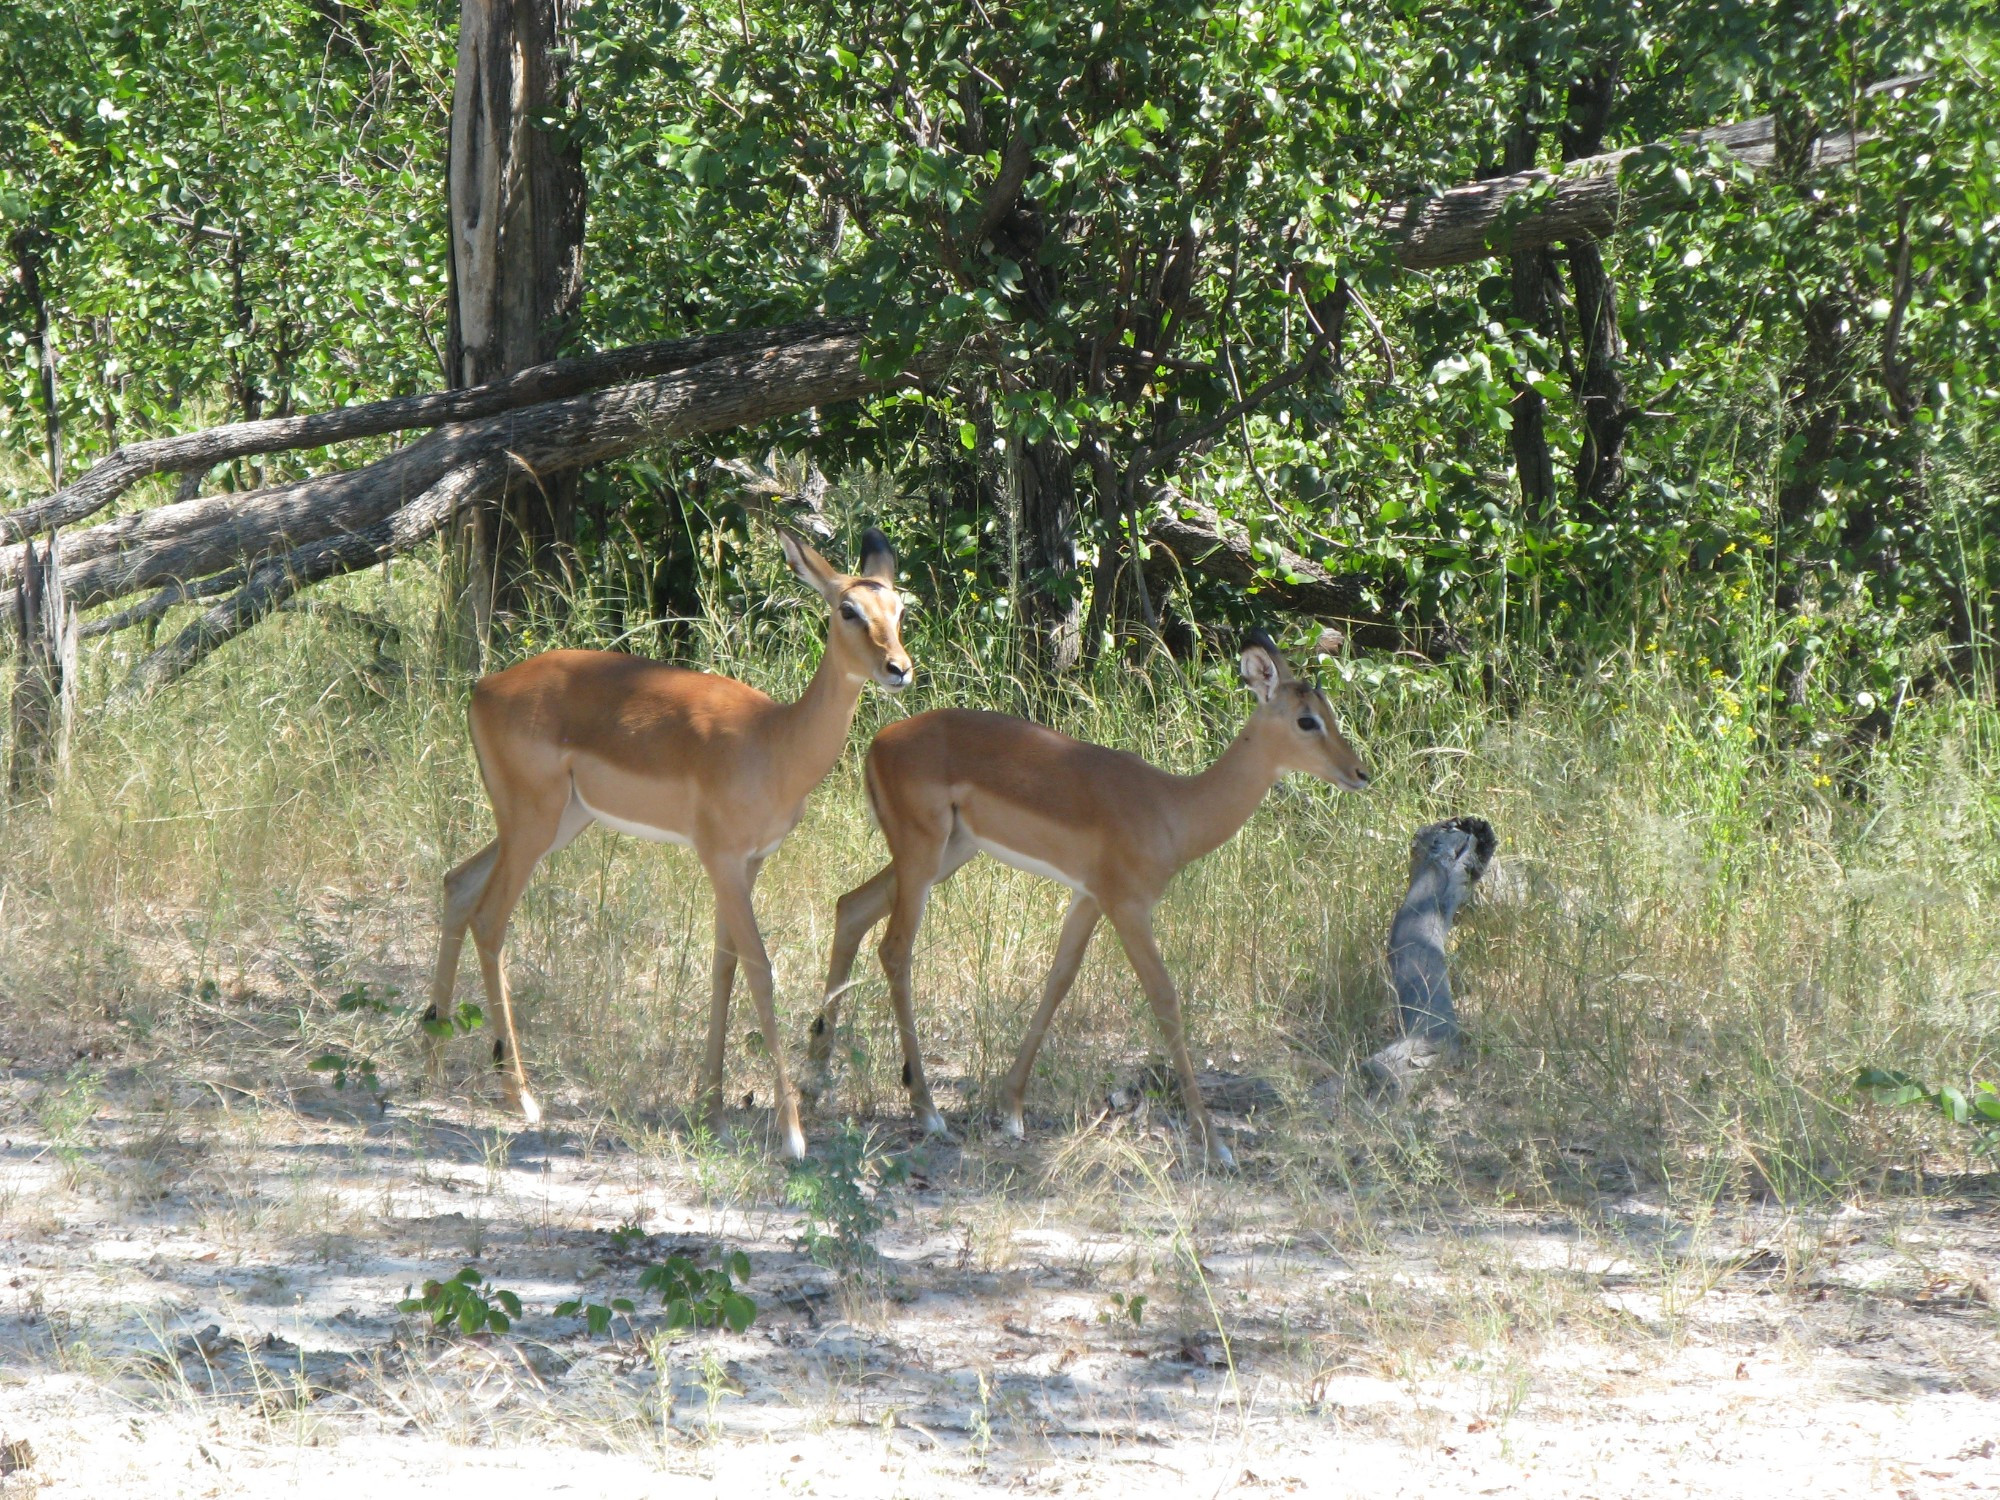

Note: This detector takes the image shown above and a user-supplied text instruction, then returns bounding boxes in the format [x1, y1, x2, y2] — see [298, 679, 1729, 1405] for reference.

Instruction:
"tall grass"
[1, 516, 1995, 1209]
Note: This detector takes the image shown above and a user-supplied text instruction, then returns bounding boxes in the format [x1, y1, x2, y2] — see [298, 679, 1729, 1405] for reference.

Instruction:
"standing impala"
[807, 631, 1369, 1166]
[427, 527, 911, 1157]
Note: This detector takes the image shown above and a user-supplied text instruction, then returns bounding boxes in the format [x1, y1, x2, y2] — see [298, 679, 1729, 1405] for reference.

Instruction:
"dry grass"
[0, 519, 1997, 1494]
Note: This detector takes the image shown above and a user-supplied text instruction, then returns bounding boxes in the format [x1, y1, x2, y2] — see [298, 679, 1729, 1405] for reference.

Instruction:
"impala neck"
[771, 637, 866, 801]
[1172, 722, 1285, 867]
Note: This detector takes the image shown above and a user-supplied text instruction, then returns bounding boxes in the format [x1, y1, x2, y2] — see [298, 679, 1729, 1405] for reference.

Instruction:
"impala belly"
[573, 788, 695, 846]
[968, 833, 1086, 893]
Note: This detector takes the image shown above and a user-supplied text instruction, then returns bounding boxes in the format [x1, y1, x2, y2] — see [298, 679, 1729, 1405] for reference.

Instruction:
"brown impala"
[808, 630, 1368, 1166]
[427, 528, 912, 1157]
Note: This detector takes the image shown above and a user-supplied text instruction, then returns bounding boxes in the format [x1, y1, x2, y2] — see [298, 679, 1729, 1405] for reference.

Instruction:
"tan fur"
[808, 639, 1367, 1165]
[428, 530, 911, 1158]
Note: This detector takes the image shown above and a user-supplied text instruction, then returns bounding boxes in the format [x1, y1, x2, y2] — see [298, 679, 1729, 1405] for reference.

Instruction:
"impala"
[807, 631, 1368, 1166]
[426, 527, 911, 1157]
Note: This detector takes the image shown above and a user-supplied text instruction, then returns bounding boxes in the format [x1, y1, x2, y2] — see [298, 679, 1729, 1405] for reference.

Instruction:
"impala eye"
[840, 601, 862, 623]
[1298, 716, 1321, 732]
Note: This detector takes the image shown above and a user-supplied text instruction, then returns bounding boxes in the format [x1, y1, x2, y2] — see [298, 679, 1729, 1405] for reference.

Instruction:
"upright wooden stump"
[11, 531, 78, 794]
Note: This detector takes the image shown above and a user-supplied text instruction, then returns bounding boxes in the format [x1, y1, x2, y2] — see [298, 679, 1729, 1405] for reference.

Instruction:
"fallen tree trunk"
[123, 458, 505, 695]
[1142, 488, 1385, 628]
[0, 319, 852, 545]
[6, 328, 900, 626]
[1384, 76, 1922, 271]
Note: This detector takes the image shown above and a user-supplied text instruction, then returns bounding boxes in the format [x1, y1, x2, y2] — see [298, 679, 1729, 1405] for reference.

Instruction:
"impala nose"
[883, 660, 912, 690]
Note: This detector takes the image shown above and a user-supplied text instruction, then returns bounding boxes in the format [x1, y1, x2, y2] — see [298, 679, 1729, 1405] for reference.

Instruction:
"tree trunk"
[444, 0, 588, 655]
[1560, 62, 1632, 520]
[1380, 76, 1920, 271]
[1502, 94, 1558, 521]
[10, 230, 62, 489]
[1011, 433, 1084, 670]
[10, 531, 78, 793]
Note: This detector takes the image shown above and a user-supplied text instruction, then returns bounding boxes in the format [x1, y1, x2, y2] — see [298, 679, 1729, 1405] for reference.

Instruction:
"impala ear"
[778, 527, 842, 603]
[1239, 628, 1291, 703]
[856, 527, 897, 584]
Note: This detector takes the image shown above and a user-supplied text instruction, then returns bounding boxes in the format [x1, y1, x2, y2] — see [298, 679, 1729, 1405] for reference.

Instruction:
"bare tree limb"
[9, 329, 916, 619]
[0, 319, 855, 544]
[1142, 487, 1384, 626]
[1382, 76, 1926, 271]
[122, 458, 505, 696]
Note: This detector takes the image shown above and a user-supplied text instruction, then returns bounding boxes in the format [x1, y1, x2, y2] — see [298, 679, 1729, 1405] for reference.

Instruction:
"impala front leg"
[999, 894, 1100, 1140]
[1106, 903, 1234, 1170]
[706, 854, 807, 1161]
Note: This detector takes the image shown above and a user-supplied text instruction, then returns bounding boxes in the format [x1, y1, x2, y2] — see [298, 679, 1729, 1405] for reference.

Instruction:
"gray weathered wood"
[3, 330, 901, 621]
[1361, 816, 1495, 1098]
[1382, 77, 1923, 271]
[9, 531, 78, 792]
[0, 321, 850, 547]
[1143, 487, 1378, 624]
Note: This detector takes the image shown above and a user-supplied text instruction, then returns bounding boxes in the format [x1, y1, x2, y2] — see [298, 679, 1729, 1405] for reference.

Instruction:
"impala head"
[780, 526, 913, 691]
[1240, 629, 1369, 791]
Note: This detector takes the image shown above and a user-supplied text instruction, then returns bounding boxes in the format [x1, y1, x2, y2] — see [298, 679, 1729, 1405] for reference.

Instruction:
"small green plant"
[417, 999, 486, 1041]
[1099, 1291, 1148, 1327]
[608, 1220, 649, 1255]
[311, 989, 480, 1090]
[335, 982, 402, 1016]
[400, 1267, 524, 1334]
[785, 1122, 906, 1271]
[555, 1294, 636, 1336]
[557, 1249, 757, 1336]
[1856, 1069, 2000, 1154]
[308, 1051, 380, 1091]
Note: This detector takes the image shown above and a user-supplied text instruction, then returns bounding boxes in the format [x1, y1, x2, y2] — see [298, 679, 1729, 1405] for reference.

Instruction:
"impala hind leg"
[998, 893, 1101, 1140]
[876, 825, 973, 1139]
[805, 864, 896, 1102]
[464, 793, 589, 1125]
[1106, 902, 1234, 1170]
[704, 855, 807, 1160]
[427, 839, 498, 1078]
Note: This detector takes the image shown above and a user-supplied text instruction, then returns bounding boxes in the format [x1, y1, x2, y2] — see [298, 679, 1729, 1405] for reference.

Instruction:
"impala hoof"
[1002, 1113, 1026, 1142]
[783, 1122, 809, 1162]
[510, 1089, 543, 1126]
[1209, 1139, 1238, 1172]
[919, 1111, 954, 1142]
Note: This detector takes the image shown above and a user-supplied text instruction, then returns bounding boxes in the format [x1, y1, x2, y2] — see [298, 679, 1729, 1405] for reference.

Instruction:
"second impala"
[808, 630, 1368, 1166]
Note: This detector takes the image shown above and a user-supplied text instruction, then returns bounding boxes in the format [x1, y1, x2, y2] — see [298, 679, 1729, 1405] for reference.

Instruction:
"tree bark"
[1500, 70, 1558, 522]
[9, 531, 78, 792]
[1, 331, 915, 651]
[444, 0, 589, 650]
[1011, 433, 1084, 670]
[1381, 76, 1920, 271]
[1142, 488, 1386, 632]
[10, 229, 62, 488]
[0, 322, 843, 547]
[1560, 62, 1632, 520]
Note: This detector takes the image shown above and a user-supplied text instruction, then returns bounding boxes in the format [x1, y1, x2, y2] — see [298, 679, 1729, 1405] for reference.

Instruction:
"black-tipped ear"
[856, 527, 897, 583]
[1239, 627, 1294, 702]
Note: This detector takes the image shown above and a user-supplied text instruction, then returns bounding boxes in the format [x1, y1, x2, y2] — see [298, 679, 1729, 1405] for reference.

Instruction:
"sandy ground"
[1, 1060, 1996, 1499]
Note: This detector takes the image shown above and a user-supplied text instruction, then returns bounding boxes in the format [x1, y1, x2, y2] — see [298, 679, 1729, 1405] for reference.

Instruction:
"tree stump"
[1362, 816, 1496, 1097]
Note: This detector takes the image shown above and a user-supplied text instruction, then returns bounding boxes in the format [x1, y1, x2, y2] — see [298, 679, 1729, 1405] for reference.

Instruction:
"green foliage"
[401, 1267, 524, 1336]
[556, 1249, 757, 1336]
[306, 1050, 379, 1092]
[1101, 1291, 1148, 1327]
[1856, 1069, 2000, 1154]
[785, 1122, 907, 1271]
